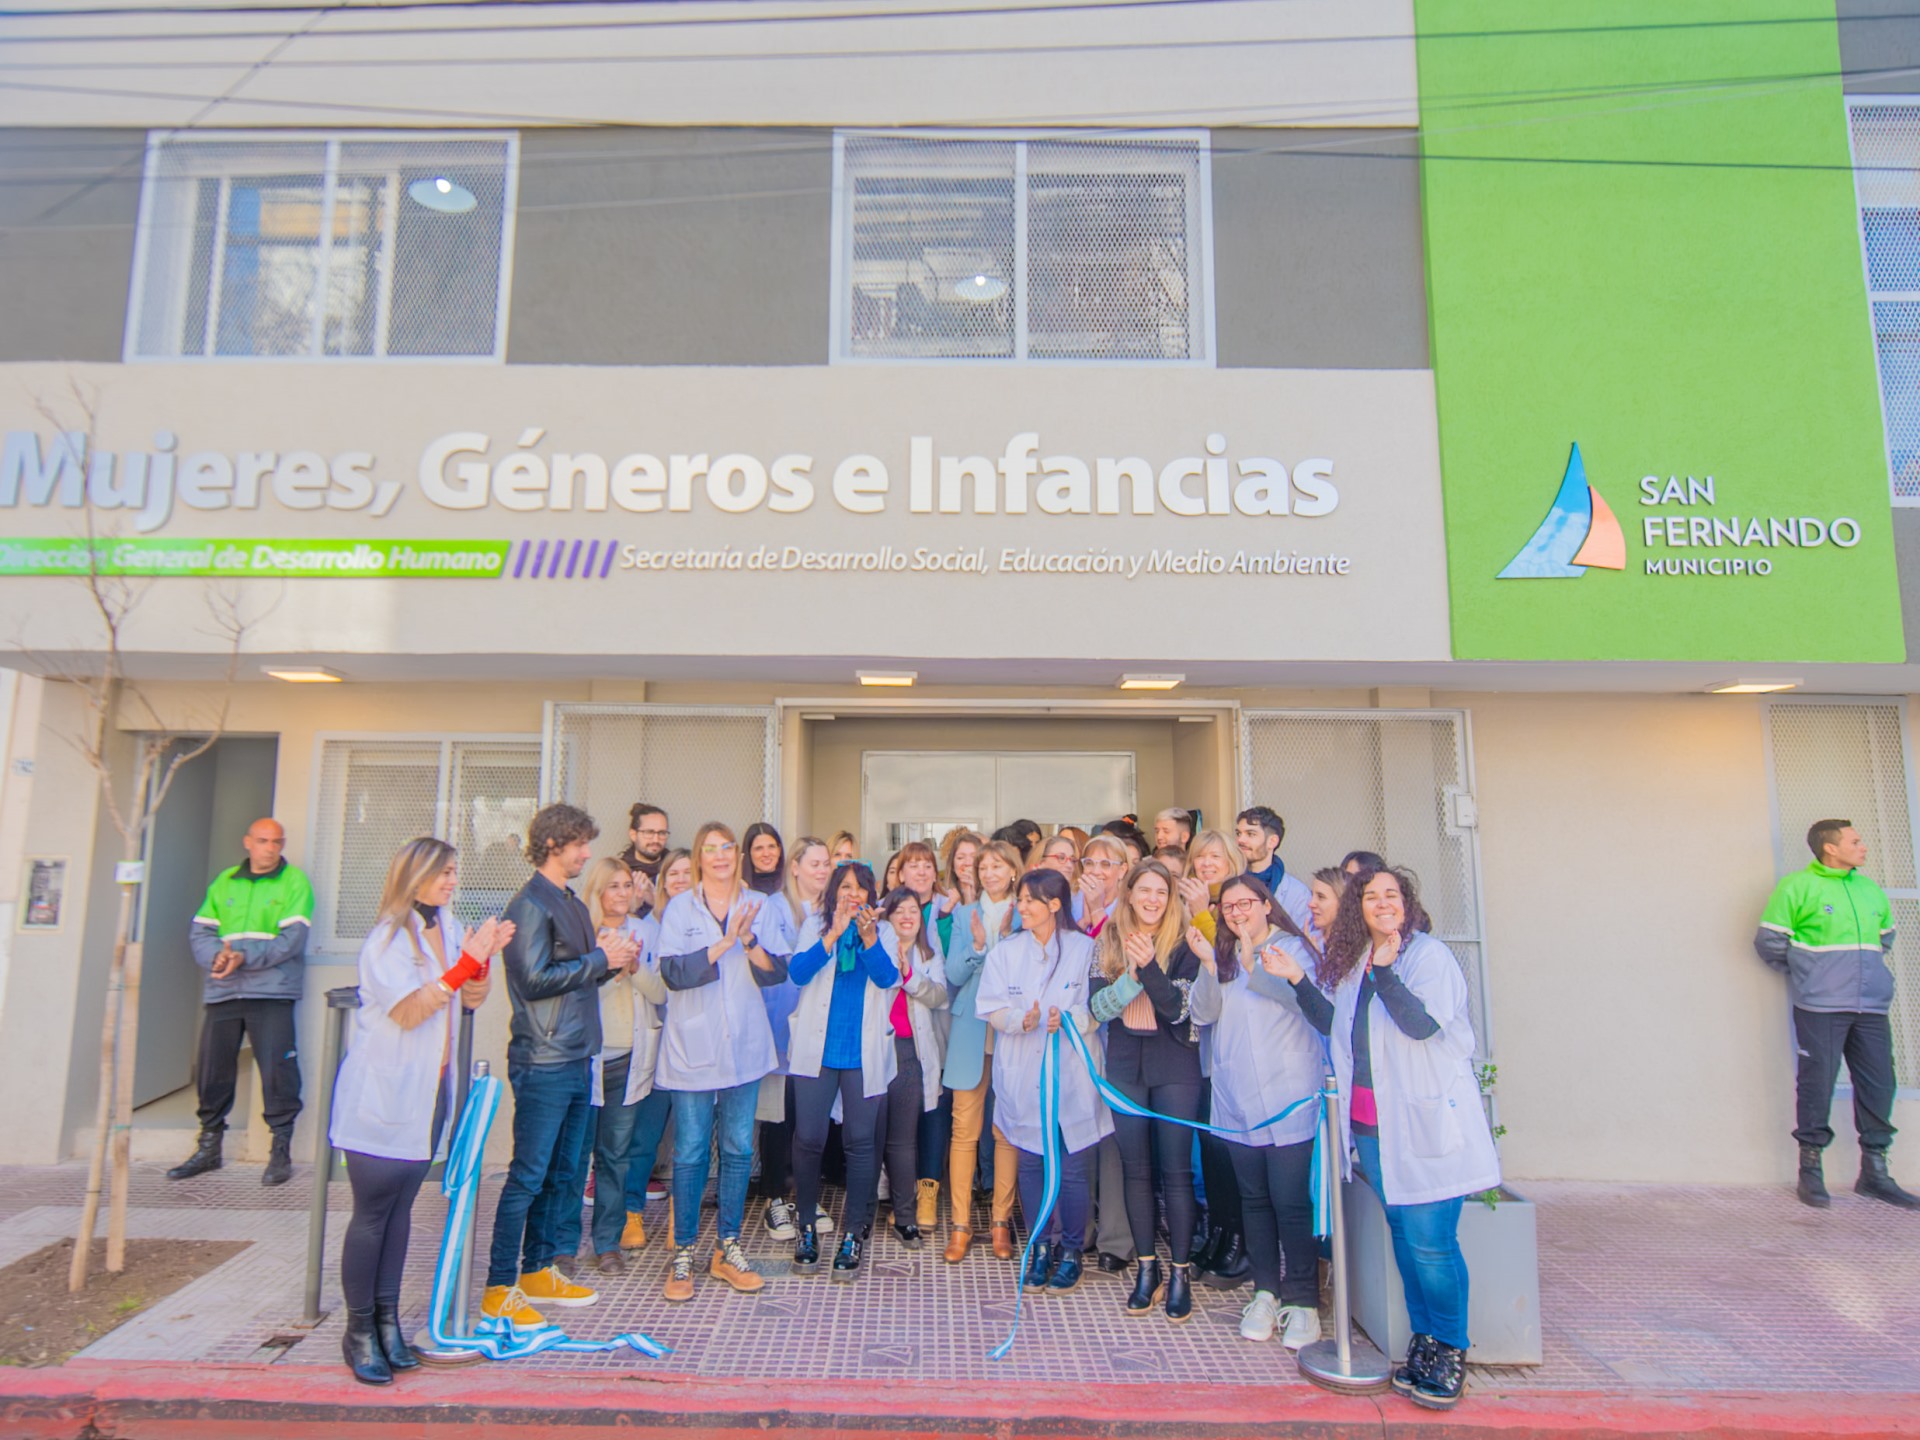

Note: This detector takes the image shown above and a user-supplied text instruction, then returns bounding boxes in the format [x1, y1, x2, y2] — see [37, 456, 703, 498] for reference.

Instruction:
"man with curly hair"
[481, 804, 640, 1331]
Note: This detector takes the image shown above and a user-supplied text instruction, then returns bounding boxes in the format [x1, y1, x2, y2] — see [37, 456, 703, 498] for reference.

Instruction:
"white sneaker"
[877, 1173, 891, 1204]
[813, 1206, 835, 1235]
[1239, 1289, 1279, 1341]
[1280, 1304, 1321, 1350]
[765, 1198, 798, 1241]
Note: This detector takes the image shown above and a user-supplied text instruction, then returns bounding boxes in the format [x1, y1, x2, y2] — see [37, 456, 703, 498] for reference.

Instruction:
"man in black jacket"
[480, 804, 637, 1331]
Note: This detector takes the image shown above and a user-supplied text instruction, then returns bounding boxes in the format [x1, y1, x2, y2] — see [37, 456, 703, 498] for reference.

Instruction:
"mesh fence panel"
[131, 134, 511, 359]
[1765, 701, 1920, 1083]
[1241, 711, 1488, 1053]
[544, 706, 776, 864]
[1849, 102, 1920, 500]
[447, 743, 542, 928]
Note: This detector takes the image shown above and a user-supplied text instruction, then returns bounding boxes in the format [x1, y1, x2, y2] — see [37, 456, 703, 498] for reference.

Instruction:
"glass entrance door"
[859, 750, 1137, 862]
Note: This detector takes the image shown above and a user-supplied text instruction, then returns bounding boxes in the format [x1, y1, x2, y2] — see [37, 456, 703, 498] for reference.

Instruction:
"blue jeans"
[623, 1087, 672, 1216]
[487, 1059, 593, 1288]
[670, 1081, 759, 1248]
[1353, 1132, 1470, 1349]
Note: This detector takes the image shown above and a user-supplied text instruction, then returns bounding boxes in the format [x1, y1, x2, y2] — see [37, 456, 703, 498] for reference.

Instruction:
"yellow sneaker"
[621, 1210, 648, 1250]
[480, 1284, 548, 1330]
[519, 1264, 598, 1307]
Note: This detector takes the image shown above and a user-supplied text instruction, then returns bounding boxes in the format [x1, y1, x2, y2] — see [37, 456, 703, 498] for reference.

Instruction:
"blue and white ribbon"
[426, 1073, 672, 1362]
[987, 1020, 1333, 1360]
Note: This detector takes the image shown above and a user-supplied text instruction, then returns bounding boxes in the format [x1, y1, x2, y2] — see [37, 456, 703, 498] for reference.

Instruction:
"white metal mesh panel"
[446, 742, 541, 928]
[310, 740, 442, 955]
[1849, 102, 1920, 500]
[843, 135, 1017, 360]
[543, 705, 776, 862]
[1766, 700, 1920, 1084]
[1241, 711, 1489, 1053]
[1025, 140, 1201, 361]
[130, 133, 512, 360]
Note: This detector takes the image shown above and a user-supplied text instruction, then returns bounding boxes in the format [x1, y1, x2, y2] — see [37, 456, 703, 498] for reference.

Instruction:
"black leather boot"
[262, 1132, 293, 1187]
[342, 1306, 393, 1385]
[1393, 1333, 1438, 1395]
[166, 1129, 222, 1181]
[1193, 1224, 1226, 1275]
[1165, 1261, 1193, 1323]
[1857, 1148, 1920, 1209]
[1410, 1342, 1467, 1409]
[1798, 1143, 1830, 1208]
[372, 1301, 418, 1372]
[1025, 1240, 1057, 1291]
[1201, 1231, 1251, 1290]
[1124, 1257, 1162, 1315]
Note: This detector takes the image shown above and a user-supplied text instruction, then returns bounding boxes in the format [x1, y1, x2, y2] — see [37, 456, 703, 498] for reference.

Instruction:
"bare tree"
[17, 382, 263, 1290]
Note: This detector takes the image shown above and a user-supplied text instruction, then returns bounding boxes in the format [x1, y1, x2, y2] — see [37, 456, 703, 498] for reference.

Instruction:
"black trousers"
[195, 997, 302, 1138]
[753, 1078, 797, 1200]
[876, 1036, 924, 1222]
[339, 1091, 445, 1312]
[1111, 1076, 1202, 1263]
[1230, 1138, 1318, 1306]
[1196, 1077, 1241, 1234]
[793, 1067, 884, 1235]
[1794, 1008, 1898, 1151]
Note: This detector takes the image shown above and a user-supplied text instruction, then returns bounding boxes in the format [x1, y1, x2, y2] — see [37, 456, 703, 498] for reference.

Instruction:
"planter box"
[1344, 1178, 1542, 1365]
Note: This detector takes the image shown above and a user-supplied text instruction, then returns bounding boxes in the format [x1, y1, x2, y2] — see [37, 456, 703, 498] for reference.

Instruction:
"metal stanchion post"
[301, 987, 360, 1326]
[1298, 1074, 1391, 1394]
[415, 1055, 489, 1367]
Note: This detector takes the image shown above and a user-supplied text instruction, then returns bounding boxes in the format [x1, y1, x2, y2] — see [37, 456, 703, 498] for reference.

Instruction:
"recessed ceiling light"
[858, 671, 917, 687]
[1118, 674, 1184, 690]
[1706, 679, 1800, 694]
[953, 273, 1007, 302]
[408, 176, 477, 214]
[263, 666, 343, 683]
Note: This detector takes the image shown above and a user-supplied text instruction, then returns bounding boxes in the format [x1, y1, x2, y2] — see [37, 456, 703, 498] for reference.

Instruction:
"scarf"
[836, 922, 864, 975]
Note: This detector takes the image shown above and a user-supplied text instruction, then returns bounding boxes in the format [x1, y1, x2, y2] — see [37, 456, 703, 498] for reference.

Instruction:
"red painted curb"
[0, 1361, 1916, 1439]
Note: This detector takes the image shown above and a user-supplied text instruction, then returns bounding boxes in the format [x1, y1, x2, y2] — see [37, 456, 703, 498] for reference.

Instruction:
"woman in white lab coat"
[330, 837, 509, 1385]
[1318, 863, 1500, 1410]
[975, 866, 1112, 1294]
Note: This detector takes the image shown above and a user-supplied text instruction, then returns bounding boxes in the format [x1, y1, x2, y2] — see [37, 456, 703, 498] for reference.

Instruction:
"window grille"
[1764, 700, 1920, 1086]
[308, 735, 540, 955]
[127, 132, 516, 361]
[834, 132, 1211, 363]
[1240, 710, 1491, 1056]
[1848, 101, 1920, 502]
[542, 704, 778, 859]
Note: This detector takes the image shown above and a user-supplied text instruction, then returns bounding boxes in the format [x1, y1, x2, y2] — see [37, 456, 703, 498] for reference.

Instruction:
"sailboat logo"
[1497, 442, 1626, 578]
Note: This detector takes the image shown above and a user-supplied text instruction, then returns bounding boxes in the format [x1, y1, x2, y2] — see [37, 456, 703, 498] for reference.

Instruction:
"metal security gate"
[1764, 698, 1920, 1088]
[541, 704, 779, 845]
[1239, 709, 1493, 1057]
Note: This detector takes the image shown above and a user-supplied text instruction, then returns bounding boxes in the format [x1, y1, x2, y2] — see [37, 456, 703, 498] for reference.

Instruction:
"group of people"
[316, 799, 1498, 1411]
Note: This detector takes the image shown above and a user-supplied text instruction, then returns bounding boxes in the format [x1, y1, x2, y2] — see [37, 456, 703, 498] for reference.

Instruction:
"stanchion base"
[1297, 1335, 1392, 1394]
[412, 1330, 489, 1366]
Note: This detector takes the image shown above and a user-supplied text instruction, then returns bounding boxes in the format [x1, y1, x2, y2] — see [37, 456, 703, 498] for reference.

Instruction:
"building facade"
[0, 0, 1917, 1183]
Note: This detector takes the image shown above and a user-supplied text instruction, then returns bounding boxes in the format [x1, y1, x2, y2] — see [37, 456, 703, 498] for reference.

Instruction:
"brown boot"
[944, 1226, 973, 1264]
[620, 1211, 648, 1250]
[710, 1237, 765, 1294]
[991, 1222, 1015, 1260]
[916, 1178, 940, 1228]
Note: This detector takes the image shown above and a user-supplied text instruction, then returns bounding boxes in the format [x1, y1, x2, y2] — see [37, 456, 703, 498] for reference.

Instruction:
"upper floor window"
[1849, 100, 1920, 502]
[832, 131, 1212, 364]
[126, 132, 517, 362]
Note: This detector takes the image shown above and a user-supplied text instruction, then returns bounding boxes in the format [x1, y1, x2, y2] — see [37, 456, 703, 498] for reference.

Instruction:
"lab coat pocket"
[670, 1009, 716, 1073]
[363, 1063, 417, 1128]
[1404, 1094, 1463, 1159]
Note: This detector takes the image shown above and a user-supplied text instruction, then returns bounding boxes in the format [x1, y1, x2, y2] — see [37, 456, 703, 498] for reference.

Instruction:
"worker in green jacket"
[1755, 818, 1920, 1211]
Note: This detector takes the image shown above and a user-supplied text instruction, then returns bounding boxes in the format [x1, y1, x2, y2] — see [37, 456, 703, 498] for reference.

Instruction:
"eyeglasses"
[636, 828, 669, 839]
[700, 842, 736, 856]
[1220, 899, 1262, 915]
[1083, 858, 1120, 870]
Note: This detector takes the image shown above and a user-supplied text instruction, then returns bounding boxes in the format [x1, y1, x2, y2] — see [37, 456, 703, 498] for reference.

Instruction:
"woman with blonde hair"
[828, 831, 860, 867]
[552, 858, 670, 1274]
[940, 838, 1025, 1263]
[1076, 834, 1130, 936]
[1176, 829, 1245, 945]
[1089, 859, 1217, 1321]
[331, 838, 510, 1384]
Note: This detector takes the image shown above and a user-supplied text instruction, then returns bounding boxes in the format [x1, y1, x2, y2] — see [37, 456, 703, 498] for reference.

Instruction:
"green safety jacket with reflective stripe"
[189, 860, 315, 1005]
[1754, 861, 1895, 1015]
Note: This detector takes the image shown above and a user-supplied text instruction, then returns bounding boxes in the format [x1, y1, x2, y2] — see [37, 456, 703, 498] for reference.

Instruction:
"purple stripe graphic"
[547, 541, 565, 578]
[512, 540, 529, 578]
[583, 540, 600, 577]
[565, 539, 583, 578]
[530, 539, 548, 578]
[600, 542, 617, 578]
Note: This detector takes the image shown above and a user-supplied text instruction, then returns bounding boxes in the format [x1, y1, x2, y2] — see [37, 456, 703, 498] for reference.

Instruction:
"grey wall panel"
[1211, 128, 1430, 370]
[0, 130, 144, 363]
[507, 128, 832, 366]
[1893, 508, 1920, 662]
[1840, 0, 1920, 91]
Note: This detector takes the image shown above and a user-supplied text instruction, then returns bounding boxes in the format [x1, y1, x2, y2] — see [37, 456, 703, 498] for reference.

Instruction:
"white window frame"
[1845, 95, 1920, 506]
[123, 129, 520, 366]
[829, 128, 1216, 367]
[305, 730, 540, 955]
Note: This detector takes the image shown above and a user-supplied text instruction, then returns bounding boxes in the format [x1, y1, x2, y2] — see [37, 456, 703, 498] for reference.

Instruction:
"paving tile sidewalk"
[3, 1161, 1919, 1395]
